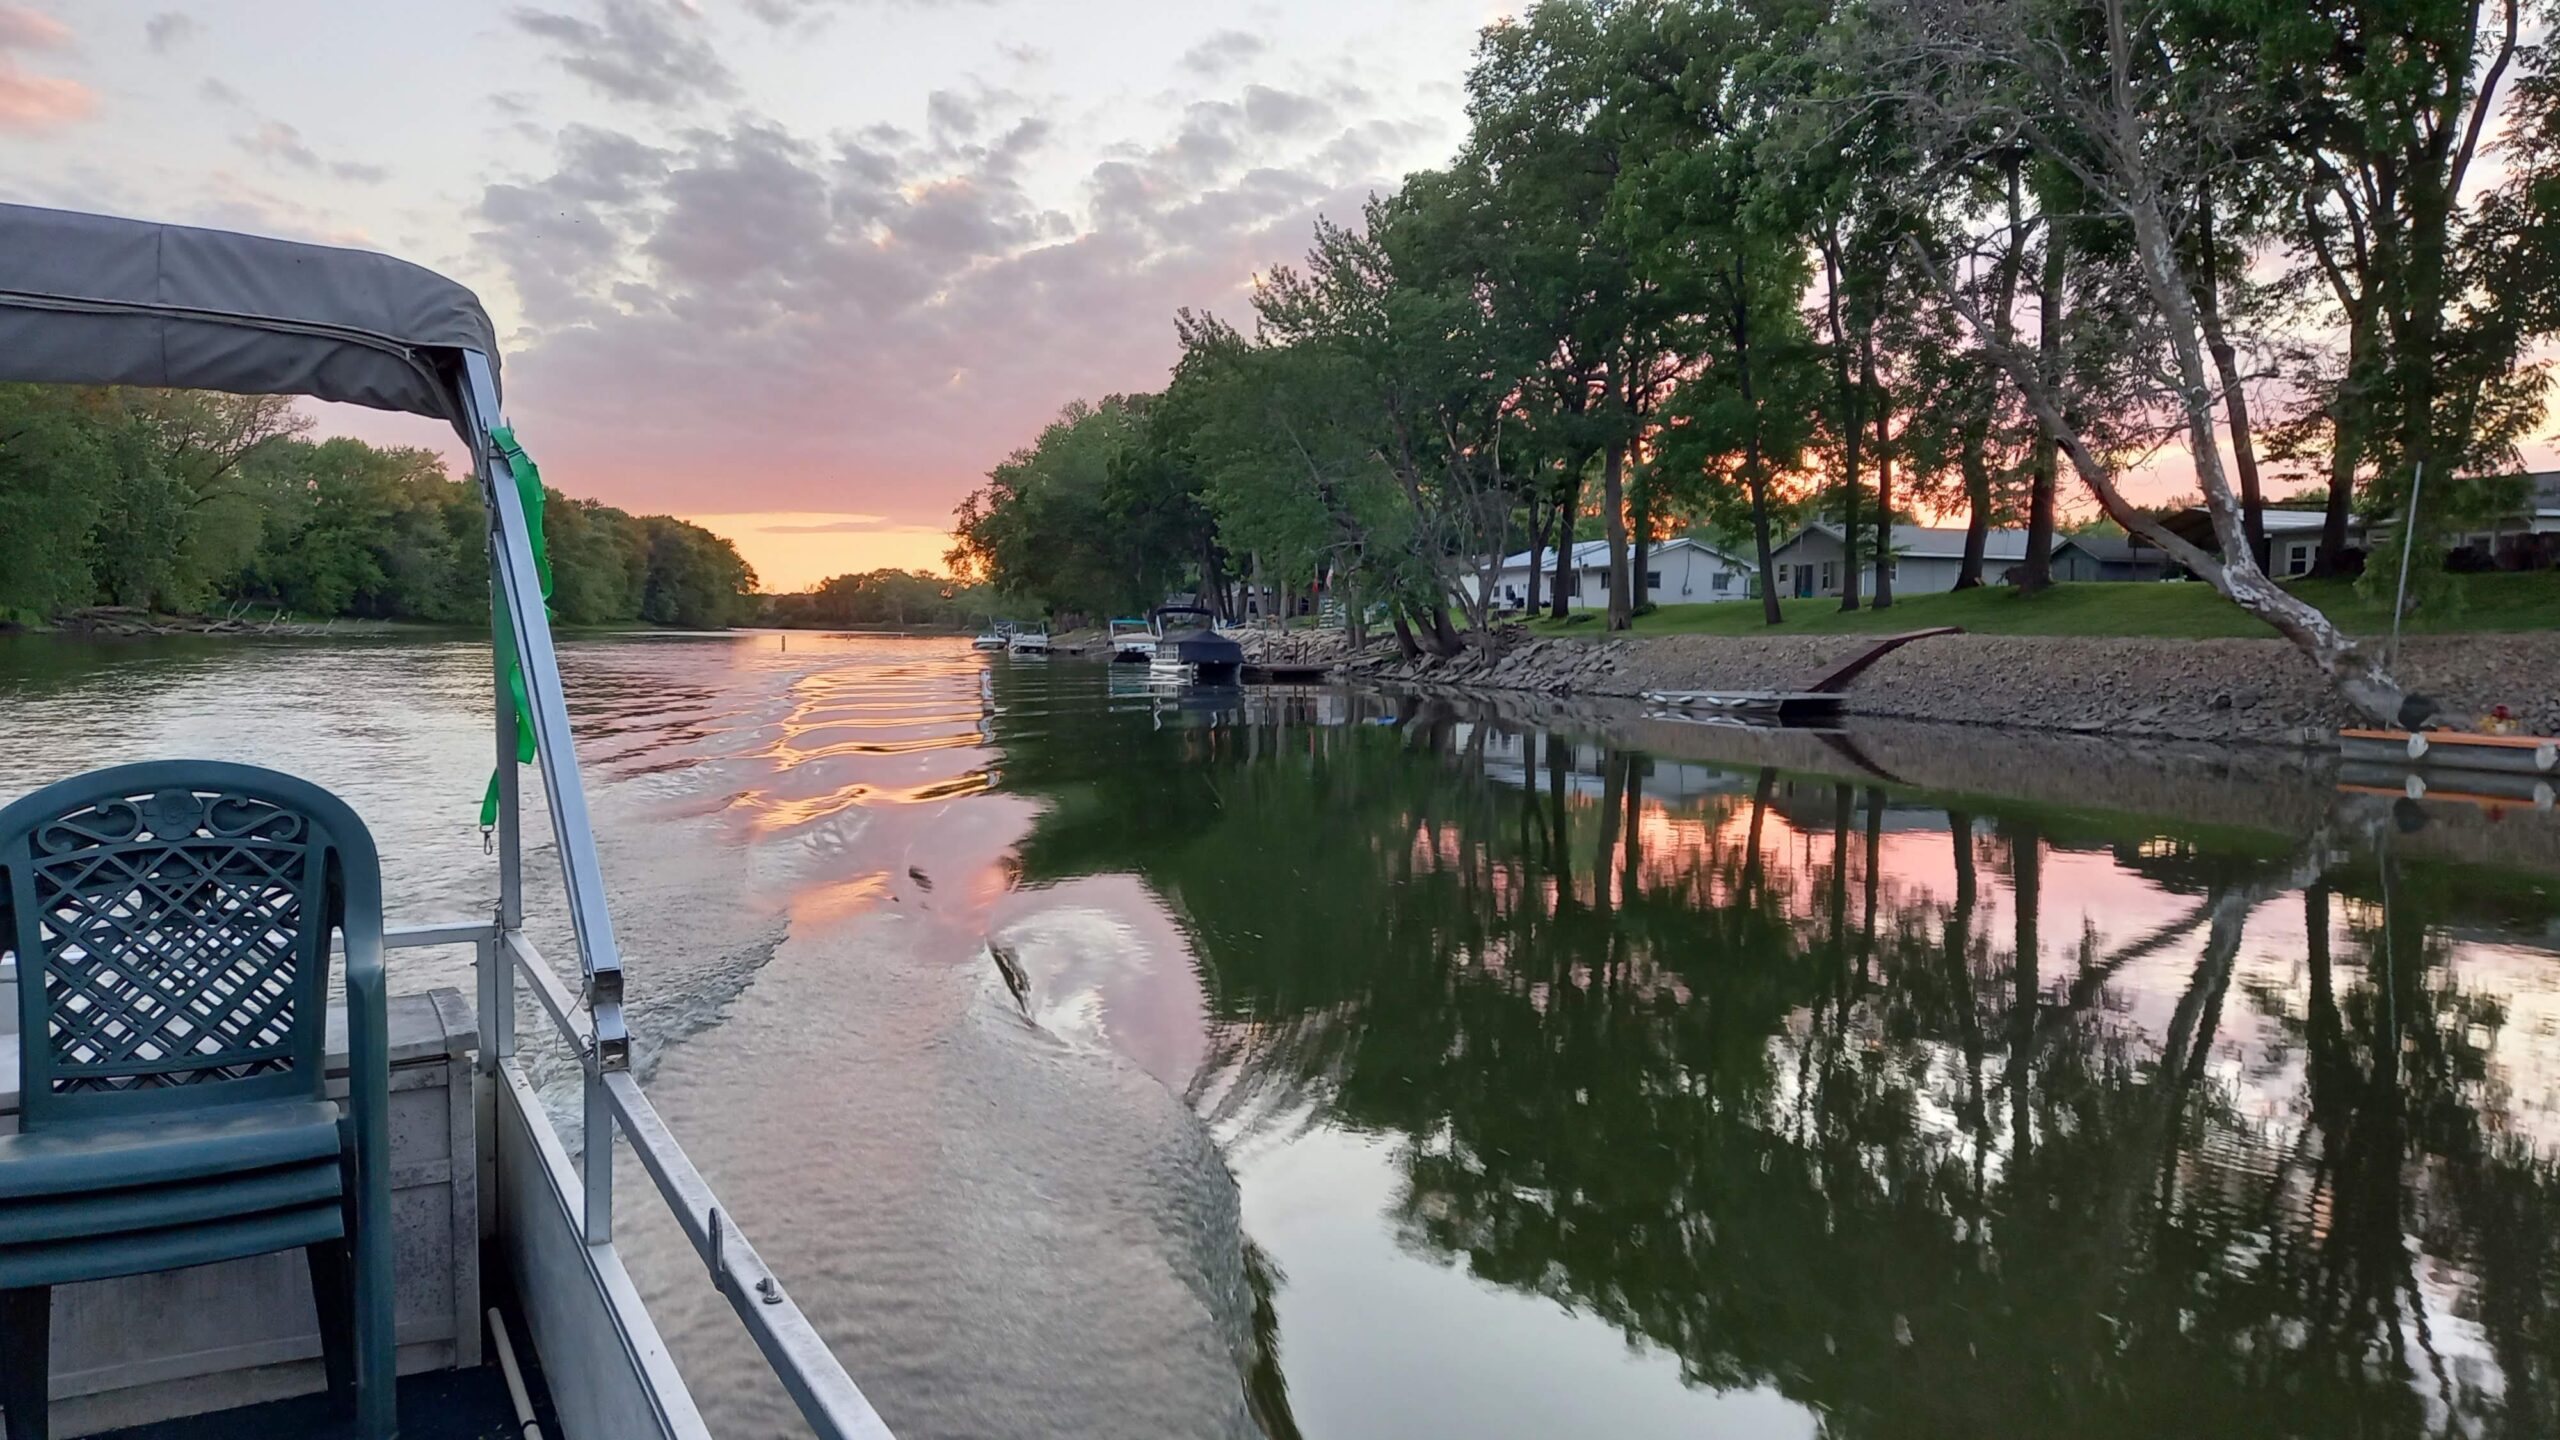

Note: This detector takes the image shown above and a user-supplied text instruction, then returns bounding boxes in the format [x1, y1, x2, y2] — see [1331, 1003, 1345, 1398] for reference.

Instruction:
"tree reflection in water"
[995, 677, 2560, 1439]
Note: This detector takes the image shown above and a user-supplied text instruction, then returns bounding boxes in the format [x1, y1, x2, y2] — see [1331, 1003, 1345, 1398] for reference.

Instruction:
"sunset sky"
[8, 3, 2550, 592]
[0, 0, 1503, 589]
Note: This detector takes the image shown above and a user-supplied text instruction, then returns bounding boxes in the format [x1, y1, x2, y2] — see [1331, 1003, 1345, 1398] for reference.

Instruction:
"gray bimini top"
[0, 202, 499, 441]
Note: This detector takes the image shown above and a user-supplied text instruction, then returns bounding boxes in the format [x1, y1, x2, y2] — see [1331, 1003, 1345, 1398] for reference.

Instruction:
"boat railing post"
[585, 1063, 614, 1243]
[490, 564, 522, 1074]
[461, 349, 630, 1080]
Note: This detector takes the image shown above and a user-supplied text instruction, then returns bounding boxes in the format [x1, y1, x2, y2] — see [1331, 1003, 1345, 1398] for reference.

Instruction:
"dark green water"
[6, 633, 2559, 1438]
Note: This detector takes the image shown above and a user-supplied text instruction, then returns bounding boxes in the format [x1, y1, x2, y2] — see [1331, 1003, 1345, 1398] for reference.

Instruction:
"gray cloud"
[1179, 30, 1264, 76]
[741, 0, 1006, 24]
[197, 76, 244, 106]
[239, 119, 388, 184]
[510, 0, 734, 109]
[145, 11, 195, 52]
[244, 120, 318, 169]
[474, 79, 1433, 524]
[1241, 84, 1329, 136]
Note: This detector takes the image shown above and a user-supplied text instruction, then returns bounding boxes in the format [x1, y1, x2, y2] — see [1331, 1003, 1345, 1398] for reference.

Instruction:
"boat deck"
[93, 1353, 557, 1440]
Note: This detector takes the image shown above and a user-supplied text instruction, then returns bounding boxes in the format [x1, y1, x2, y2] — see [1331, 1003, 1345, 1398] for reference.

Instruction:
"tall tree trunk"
[1602, 441, 1631, 631]
[2197, 195, 2268, 564]
[1822, 224, 1864, 611]
[1863, 325, 1894, 608]
[1427, 600, 1464, 656]
[2022, 225, 2062, 593]
[1735, 257, 1783, 626]
[1523, 494, 1546, 616]
[1961, 150, 2031, 591]
[1629, 474, 1653, 612]
[2312, 261, 2374, 578]
[1389, 609, 1420, 662]
[1548, 468, 1580, 620]
[1957, 413, 1993, 589]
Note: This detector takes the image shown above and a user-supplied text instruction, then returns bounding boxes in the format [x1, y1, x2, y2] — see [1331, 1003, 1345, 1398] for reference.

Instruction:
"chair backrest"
[0, 761, 380, 1128]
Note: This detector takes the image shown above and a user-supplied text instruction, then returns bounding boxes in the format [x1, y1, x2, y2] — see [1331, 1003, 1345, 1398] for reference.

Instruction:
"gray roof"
[0, 203, 499, 435]
[2052, 533, 2168, 564]
[1782, 522, 2029, 561]
[1498, 537, 1746, 570]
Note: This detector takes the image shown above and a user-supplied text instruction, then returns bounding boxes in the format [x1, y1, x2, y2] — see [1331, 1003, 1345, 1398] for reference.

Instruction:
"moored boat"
[1108, 618, 1158, 664]
[1145, 606, 1243, 685]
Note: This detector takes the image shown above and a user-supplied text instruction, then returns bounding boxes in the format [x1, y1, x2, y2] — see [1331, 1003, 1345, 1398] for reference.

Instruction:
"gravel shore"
[1250, 626, 2560, 745]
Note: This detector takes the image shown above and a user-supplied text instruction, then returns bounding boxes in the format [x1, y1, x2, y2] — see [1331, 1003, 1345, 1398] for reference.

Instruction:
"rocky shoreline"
[1242, 626, 2560, 746]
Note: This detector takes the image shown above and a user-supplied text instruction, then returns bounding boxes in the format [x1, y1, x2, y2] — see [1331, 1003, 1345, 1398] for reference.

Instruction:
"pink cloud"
[0, 4, 90, 131]
[0, 56, 91, 128]
[0, 5, 71, 50]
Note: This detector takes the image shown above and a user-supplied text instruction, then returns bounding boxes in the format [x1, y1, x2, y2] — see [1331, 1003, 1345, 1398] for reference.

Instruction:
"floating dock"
[2340, 728, 2559, 777]
[1642, 690, 1845, 722]
[1246, 663, 1333, 684]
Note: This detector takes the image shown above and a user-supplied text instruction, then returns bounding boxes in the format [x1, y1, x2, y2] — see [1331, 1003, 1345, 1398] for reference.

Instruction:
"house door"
[1795, 566, 1814, 598]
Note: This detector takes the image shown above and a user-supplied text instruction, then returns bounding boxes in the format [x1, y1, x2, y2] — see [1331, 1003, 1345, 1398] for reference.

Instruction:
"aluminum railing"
[390, 920, 896, 1440]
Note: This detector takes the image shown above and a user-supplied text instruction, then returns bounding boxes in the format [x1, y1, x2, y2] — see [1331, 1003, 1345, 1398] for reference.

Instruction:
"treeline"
[759, 568, 993, 630]
[953, 0, 2560, 721]
[1, 385, 757, 629]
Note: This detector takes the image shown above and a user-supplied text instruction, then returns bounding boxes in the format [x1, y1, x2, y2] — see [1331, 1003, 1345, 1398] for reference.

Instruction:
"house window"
[1645, 571, 1661, 590]
[1777, 564, 1791, 587]
[1820, 561, 1837, 590]
[2284, 542, 2313, 577]
[1712, 572, 1732, 593]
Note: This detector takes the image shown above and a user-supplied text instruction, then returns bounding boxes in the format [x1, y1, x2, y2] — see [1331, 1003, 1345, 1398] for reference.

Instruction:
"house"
[2160, 471, 2560, 576]
[1488, 537, 1757, 611]
[2157, 506, 2355, 577]
[2050, 533, 2176, 582]
[1765, 523, 2031, 598]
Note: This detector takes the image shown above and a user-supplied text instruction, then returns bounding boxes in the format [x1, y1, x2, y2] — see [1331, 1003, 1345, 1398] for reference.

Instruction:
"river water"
[5, 631, 2559, 1439]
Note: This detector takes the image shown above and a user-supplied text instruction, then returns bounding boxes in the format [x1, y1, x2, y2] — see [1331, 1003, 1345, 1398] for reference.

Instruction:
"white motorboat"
[1006, 627, 1052, 656]
[1108, 617, 1158, 664]
[971, 619, 1017, 651]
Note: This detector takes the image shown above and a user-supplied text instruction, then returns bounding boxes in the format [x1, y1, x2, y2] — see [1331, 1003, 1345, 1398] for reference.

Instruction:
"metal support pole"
[2390, 460, 2425, 674]
[461, 349, 628, 1075]
[475, 936, 499, 1078]
[495, 599, 523, 934]
[585, 1068, 615, 1243]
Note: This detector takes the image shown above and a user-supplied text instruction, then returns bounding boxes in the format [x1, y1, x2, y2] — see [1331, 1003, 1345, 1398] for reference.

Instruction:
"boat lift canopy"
[0, 204, 893, 1440]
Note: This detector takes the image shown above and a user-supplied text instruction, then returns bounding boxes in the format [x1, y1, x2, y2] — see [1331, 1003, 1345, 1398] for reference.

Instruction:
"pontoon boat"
[0, 203, 897, 1440]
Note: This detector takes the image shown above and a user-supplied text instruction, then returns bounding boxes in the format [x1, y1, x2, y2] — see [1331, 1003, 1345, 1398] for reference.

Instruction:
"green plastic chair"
[0, 762, 394, 1439]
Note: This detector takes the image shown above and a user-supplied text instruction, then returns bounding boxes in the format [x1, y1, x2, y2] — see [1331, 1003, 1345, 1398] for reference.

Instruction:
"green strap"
[481, 426, 553, 829]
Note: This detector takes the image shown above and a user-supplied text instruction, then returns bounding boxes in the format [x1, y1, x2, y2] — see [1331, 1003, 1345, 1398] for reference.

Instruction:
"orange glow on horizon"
[682, 511, 957, 594]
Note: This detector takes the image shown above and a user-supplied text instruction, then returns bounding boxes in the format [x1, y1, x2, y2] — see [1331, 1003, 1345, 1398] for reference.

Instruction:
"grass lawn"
[1522, 571, 2560, 640]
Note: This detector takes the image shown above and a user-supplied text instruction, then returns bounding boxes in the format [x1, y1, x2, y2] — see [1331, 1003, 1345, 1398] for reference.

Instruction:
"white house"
[1766, 523, 2032, 598]
[1487, 538, 1758, 611]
